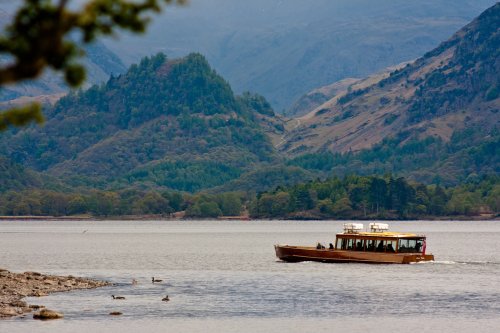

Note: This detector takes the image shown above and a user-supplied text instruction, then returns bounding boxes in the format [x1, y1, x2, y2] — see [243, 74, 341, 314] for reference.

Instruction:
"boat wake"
[415, 260, 500, 266]
[457, 261, 500, 266]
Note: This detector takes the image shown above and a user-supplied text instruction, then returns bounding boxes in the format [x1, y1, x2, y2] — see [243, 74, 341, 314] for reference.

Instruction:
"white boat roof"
[337, 231, 424, 238]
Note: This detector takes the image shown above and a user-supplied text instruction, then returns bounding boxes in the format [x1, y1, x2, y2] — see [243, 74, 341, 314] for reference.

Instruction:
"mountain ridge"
[105, 0, 497, 111]
[281, 3, 499, 156]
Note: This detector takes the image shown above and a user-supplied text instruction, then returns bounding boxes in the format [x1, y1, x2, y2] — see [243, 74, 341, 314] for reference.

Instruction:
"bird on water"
[111, 295, 126, 300]
[162, 295, 170, 302]
[152, 277, 163, 283]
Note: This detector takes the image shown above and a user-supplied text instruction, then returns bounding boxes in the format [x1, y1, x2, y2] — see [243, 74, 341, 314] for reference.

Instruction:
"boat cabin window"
[386, 240, 396, 253]
[398, 238, 424, 253]
[337, 238, 364, 251]
[353, 239, 363, 251]
[338, 237, 406, 252]
[376, 240, 386, 252]
[366, 239, 377, 251]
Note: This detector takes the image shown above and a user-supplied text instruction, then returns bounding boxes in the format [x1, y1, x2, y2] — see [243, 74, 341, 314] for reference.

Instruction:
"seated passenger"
[367, 242, 375, 251]
[329, 243, 334, 250]
[399, 244, 406, 253]
[415, 242, 422, 253]
[376, 241, 385, 252]
[387, 243, 395, 253]
[356, 241, 363, 251]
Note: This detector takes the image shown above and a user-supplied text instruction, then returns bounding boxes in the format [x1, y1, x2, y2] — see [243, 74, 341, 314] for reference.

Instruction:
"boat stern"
[402, 253, 435, 264]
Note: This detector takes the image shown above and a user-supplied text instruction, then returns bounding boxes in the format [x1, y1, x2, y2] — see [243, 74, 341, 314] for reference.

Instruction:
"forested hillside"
[0, 157, 42, 192]
[0, 53, 279, 192]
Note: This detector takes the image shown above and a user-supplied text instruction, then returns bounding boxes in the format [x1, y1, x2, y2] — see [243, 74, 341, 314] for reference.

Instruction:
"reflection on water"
[1, 219, 499, 332]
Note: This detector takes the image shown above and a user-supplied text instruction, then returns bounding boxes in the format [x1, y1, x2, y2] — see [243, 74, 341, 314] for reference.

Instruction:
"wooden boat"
[274, 223, 434, 264]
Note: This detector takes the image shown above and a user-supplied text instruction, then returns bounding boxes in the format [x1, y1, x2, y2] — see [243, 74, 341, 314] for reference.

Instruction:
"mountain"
[282, 3, 500, 185]
[0, 53, 279, 192]
[104, 0, 497, 111]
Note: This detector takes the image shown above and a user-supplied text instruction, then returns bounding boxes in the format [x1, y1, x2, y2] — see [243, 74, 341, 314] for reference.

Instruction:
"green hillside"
[0, 53, 278, 191]
[0, 157, 42, 193]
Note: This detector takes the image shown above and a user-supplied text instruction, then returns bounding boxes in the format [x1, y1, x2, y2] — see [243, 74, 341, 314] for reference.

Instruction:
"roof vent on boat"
[343, 223, 363, 233]
[369, 223, 389, 233]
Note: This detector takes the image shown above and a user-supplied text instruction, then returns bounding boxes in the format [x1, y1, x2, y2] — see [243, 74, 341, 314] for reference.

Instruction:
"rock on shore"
[0, 268, 109, 318]
[33, 309, 64, 320]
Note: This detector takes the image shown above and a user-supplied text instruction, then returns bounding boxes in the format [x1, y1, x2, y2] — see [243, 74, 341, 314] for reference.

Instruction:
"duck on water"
[274, 223, 434, 264]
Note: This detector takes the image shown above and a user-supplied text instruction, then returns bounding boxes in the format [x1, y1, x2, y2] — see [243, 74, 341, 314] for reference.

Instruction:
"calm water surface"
[0, 219, 499, 332]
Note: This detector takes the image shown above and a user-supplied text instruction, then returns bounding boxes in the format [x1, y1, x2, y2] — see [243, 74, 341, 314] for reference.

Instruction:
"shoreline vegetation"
[0, 215, 498, 221]
[0, 175, 498, 221]
[0, 268, 110, 319]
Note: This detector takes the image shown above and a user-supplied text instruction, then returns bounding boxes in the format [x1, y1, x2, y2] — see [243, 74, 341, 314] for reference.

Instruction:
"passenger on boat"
[316, 242, 325, 249]
[329, 243, 334, 250]
[376, 241, 385, 252]
[387, 243, 395, 253]
[356, 241, 363, 251]
[415, 242, 422, 253]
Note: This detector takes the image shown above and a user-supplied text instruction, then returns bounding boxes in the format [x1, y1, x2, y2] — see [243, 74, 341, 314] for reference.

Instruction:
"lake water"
[1, 219, 499, 332]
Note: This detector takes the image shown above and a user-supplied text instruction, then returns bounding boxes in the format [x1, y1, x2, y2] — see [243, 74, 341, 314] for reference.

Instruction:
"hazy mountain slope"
[281, 3, 500, 156]
[283, 4, 500, 185]
[287, 62, 410, 117]
[286, 78, 361, 118]
[0, 53, 279, 191]
[0, 6, 126, 101]
[104, 0, 497, 111]
[0, 40, 127, 102]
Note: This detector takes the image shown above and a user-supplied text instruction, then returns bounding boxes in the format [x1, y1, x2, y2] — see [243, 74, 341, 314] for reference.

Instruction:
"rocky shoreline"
[0, 268, 110, 319]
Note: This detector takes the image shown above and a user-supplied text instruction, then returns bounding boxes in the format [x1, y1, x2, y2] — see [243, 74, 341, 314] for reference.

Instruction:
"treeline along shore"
[0, 175, 498, 220]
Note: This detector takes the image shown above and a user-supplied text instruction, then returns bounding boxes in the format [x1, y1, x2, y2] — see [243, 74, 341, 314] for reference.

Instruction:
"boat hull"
[274, 245, 434, 264]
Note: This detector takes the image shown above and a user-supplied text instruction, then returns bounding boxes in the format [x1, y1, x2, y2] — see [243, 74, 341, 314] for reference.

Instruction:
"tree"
[0, 0, 186, 131]
[87, 191, 119, 216]
[185, 199, 222, 218]
[428, 185, 448, 215]
[292, 186, 315, 211]
[369, 177, 387, 213]
[217, 193, 243, 216]
[331, 196, 353, 217]
[68, 195, 88, 215]
[133, 191, 171, 214]
[249, 192, 291, 218]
